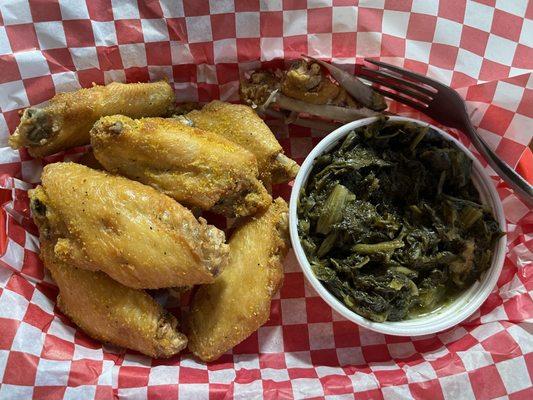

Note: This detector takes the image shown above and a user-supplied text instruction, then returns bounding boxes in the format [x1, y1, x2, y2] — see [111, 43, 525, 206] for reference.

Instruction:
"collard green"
[298, 118, 503, 322]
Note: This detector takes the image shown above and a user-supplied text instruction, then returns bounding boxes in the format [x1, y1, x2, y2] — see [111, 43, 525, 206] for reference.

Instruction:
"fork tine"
[364, 58, 445, 90]
[360, 67, 436, 97]
[358, 71, 433, 102]
[371, 86, 429, 112]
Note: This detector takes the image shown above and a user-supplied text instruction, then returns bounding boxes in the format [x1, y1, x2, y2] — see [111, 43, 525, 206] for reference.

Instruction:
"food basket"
[0, 1, 531, 399]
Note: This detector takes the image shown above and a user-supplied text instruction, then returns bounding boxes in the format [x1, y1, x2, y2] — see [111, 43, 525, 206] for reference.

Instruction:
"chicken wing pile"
[15, 80, 296, 361]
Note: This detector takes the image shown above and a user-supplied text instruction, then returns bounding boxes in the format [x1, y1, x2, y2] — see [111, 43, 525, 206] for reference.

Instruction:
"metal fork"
[356, 58, 533, 208]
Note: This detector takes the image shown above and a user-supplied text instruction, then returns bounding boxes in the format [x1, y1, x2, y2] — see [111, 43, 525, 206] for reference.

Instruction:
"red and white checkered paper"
[1, 1, 532, 399]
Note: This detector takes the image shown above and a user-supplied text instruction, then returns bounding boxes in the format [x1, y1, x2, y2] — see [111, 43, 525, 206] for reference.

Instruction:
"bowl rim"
[288, 116, 507, 336]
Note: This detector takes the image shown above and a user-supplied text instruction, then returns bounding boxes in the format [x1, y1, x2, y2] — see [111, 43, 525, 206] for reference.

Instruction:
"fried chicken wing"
[91, 115, 271, 218]
[185, 198, 290, 362]
[30, 162, 229, 289]
[40, 241, 187, 358]
[186, 101, 299, 184]
[10, 81, 175, 158]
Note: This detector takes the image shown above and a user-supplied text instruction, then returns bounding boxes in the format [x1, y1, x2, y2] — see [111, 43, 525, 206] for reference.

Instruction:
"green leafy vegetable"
[316, 184, 353, 234]
[298, 117, 503, 322]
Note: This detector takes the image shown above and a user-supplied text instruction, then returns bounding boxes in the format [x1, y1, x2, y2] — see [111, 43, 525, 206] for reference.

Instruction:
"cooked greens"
[298, 118, 503, 322]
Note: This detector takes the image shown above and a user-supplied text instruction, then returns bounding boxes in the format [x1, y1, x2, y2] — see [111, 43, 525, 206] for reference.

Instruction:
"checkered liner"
[1, 1, 532, 399]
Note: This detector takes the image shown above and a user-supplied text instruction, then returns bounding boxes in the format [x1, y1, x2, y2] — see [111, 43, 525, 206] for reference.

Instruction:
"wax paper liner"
[0, 1, 532, 399]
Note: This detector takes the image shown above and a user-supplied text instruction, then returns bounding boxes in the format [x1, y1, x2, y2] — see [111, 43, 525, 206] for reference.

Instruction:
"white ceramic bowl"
[289, 116, 506, 336]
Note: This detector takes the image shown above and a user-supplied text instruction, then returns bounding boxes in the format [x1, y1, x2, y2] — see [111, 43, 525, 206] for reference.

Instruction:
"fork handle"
[463, 121, 533, 208]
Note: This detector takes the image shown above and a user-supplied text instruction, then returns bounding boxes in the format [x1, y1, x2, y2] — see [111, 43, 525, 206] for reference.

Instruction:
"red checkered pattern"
[1, 1, 532, 399]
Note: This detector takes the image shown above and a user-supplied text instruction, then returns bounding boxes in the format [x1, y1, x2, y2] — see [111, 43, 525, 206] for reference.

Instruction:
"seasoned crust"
[91, 115, 272, 218]
[186, 101, 299, 185]
[42, 241, 187, 358]
[30, 162, 229, 289]
[10, 81, 175, 158]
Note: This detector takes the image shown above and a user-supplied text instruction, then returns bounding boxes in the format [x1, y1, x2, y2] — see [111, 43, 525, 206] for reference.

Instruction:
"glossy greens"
[298, 118, 503, 322]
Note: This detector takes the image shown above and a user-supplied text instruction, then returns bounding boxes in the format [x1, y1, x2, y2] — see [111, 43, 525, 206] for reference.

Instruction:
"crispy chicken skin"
[91, 115, 272, 218]
[186, 101, 299, 184]
[282, 60, 353, 106]
[239, 64, 354, 107]
[185, 198, 290, 362]
[10, 81, 175, 158]
[30, 162, 229, 289]
[40, 242, 187, 358]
